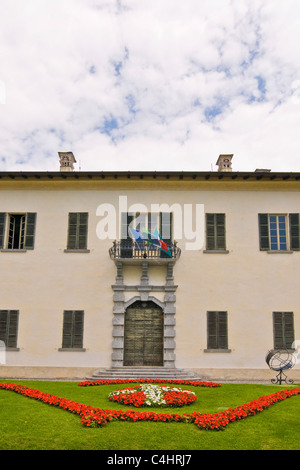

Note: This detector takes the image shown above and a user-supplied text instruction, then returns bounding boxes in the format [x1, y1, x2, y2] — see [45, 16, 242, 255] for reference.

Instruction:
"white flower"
[109, 383, 196, 407]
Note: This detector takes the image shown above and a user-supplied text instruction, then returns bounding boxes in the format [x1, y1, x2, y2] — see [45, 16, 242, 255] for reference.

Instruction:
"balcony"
[109, 240, 181, 264]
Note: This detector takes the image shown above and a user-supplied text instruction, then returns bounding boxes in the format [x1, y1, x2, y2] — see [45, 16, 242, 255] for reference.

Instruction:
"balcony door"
[120, 212, 172, 258]
[124, 301, 164, 366]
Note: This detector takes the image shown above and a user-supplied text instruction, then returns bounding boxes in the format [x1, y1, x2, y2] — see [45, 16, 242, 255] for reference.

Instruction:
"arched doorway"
[124, 300, 164, 366]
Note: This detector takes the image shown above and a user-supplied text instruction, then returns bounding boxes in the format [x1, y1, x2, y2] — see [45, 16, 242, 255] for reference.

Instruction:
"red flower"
[0, 381, 299, 431]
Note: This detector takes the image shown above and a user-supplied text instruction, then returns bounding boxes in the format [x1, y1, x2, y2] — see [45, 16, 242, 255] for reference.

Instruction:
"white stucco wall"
[0, 177, 299, 379]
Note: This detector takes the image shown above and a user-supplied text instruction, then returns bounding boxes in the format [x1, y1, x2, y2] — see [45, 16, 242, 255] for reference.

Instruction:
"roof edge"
[0, 170, 299, 181]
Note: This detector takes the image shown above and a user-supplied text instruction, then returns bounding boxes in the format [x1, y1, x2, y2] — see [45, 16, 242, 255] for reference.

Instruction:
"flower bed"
[108, 384, 197, 407]
[0, 381, 299, 431]
[78, 378, 221, 387]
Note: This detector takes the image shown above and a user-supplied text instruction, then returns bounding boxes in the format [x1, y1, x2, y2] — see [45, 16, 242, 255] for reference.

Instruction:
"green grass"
[0, 380, 299, 450]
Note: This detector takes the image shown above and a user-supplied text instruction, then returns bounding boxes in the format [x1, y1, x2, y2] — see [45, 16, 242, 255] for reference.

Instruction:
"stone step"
[86, 367, 202, 381]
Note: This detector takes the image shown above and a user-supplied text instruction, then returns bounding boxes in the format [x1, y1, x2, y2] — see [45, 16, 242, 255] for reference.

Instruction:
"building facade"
[0, 154, 299, 381]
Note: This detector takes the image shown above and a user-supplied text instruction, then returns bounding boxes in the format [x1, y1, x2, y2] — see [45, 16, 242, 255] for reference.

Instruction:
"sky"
[0, 0, 300, 173]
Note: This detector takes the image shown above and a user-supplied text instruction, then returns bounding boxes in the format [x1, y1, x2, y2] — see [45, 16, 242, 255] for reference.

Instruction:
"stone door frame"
[111, 261, 177, 368]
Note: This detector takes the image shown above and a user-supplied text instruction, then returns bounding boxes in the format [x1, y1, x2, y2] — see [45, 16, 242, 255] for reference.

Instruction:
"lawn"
[0, 379, 299, 450]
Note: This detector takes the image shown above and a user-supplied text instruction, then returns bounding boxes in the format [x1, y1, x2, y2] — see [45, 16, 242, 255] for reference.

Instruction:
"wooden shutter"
[207, 311, 218, 349]
[0, 311, 8, 345]
[120, 212, 133, 258]
[258, 214, 270, 250]
[273, 312, 294, 349]
[62, 310, 84, 348]
[289, 214, 300, 250]
[78, 213, 88, 249]
[0, 310, 19, 348]
[0, 213, 6, 249]
[73, 310, 84, 348]
[160, 212, 172, 241]
[207, 311, 228, 349]
[24, 213, 36, 249]
[7, 310, 19, 348]
[160, 212, 172, 258]
[206, 214, 226, 250]
[67, 213, 88, 249]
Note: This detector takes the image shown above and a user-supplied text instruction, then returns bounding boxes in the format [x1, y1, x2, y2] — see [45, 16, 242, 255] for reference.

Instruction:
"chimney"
[216, 154, 233, 172]
[58, 152, 76, 171]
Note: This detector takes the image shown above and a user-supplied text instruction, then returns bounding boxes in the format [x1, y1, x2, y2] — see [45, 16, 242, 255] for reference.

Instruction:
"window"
[269, 215, 287, 250]
[66, 213, 88, 250]
[61, 310, 84, 349]
[273, 312, 295, 349]
[120, 212, 172, 258]
[205, 214, 226, 251]
[259, 213, 300, 251]
[206, 311, 229, 350]
[0, 213, 36, 250]
[0, 310, 19, 348]
[122, 212, 171, 239]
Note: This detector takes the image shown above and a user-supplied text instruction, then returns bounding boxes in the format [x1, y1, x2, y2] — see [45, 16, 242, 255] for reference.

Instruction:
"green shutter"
[206, 214, 226, 250]
[7, 310, 19, 348]
[289, 214, 300, 250]
[120, 213, 133, 258]
[0, 310, 8, 344]
[258, 214, 270, 250]
[73, 311, 84, 348]
[67, 213, 88, 249]
[218, 311, 228, 349]
[207, 311, 228, 349]
[62, 311, 73, 348]
[78, 213, 88, 249]
[62, 310, 84, 348]
[207, 311, 218, 349]
[273, 312, 294, 349]
[284, 312, 295, 348]
[0, 310, 19, 348]
[160, 212, 172, 258]
[160, 212, 172, 241]
[24, 213, 36, 249]
[0, 213, 6, 249]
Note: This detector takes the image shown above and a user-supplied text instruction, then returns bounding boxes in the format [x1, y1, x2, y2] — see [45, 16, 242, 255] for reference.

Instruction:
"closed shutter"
[62, 310, 84, 348]
[73, 310, 84, 348]
[160, 212, 172, 258]
[289, 214, 300, 250]
[207, 311, 228, 349]
[120, 212, 134, 257]
[206, 214, 226, 250]
[207, 311, 218, 349]
[258, 214, 270, 250]
[0, 311, 8, 344]
[0, 213, 6, 249]
[7, 310, 19, 348]
[67, 213, 88, 249]
[0, 310, 19, 348]
[273, 312, 294, 349]
[24, 213, 36, 249]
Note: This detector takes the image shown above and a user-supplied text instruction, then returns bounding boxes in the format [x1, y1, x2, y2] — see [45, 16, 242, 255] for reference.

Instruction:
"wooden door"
[124, 301, 163, 366]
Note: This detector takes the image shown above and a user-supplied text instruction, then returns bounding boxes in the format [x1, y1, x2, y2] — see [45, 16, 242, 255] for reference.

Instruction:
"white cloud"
[0, 0, 299, 171]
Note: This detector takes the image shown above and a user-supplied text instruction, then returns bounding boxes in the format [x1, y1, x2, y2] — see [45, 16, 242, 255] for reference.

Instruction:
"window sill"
[266, 250, 293, 254]
[64, 249, 90, 253]
[58, 348, 86, 351]
[203, 250, 229, 254]
[1, 249, 27, 252]
[204, 349, 231, 353]
[3, 347, 20, 351]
